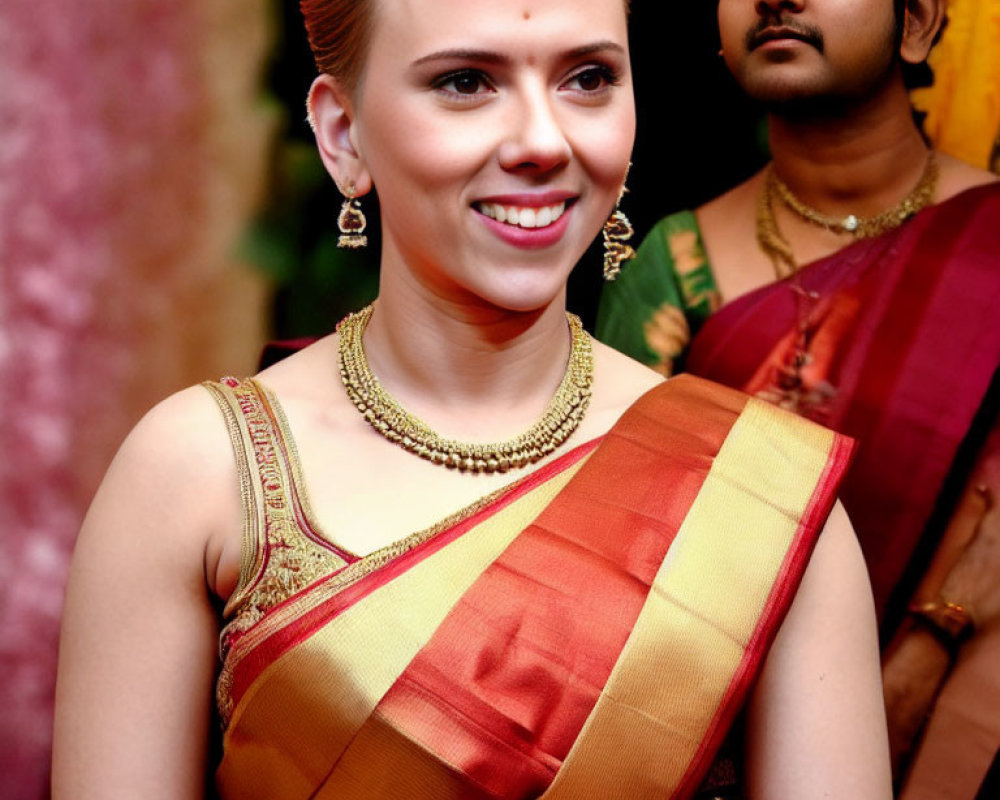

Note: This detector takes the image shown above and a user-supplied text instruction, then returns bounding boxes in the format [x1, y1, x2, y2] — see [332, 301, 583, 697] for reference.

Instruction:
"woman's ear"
[307, 74, 373, 197]
[900, 0, 946, 66]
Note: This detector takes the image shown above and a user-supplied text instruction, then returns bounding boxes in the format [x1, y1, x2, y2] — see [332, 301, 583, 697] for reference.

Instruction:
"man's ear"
[308, 74, 372, 196]
[900, 0, 946, 65]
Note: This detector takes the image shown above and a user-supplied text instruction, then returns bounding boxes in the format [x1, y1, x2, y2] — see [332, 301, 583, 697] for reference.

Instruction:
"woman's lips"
[474, 200, 567, 229]
[472, 198, 575, 250]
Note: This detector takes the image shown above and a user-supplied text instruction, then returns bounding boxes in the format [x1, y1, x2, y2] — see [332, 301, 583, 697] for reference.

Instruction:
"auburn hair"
[300, 0, 374, 91]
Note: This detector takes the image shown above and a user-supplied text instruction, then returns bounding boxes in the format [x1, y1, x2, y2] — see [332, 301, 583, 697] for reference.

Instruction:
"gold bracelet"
[908, 598, 975, 649]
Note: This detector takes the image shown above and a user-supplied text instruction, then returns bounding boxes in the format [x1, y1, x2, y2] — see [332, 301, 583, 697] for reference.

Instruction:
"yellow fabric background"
[912, 0, 1000, 171]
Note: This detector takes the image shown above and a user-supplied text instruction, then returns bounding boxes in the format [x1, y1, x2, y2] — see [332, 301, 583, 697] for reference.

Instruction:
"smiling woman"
[51, 1, 890, 798]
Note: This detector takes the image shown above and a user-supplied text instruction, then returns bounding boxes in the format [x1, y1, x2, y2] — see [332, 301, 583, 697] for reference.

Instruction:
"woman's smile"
[475, 200, 567, 230]
[472, 190, 577, 249]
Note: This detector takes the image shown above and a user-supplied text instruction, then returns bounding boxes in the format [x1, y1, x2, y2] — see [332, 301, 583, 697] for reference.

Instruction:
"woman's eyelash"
[431, 70, 493, 96]
[430, 64, 622, 98]
[566, 64, 622, 89]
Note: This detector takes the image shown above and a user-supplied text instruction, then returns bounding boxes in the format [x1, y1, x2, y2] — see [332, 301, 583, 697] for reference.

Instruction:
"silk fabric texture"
[204, 373, 851, 799]
[598, 184, 1000, 627]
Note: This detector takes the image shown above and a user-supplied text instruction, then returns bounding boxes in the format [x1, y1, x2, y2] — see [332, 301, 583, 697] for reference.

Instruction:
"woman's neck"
[358, 277, 573, 441]
[767, 79, 932, 218]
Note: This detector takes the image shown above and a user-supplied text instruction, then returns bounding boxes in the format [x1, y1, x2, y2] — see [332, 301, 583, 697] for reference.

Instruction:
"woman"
[51, 0, 891, 797]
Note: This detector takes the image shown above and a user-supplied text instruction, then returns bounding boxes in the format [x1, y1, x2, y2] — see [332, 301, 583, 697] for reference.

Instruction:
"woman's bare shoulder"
[590, 337, 665, 411]
[116, 384, 235, 489]
[254, 332, 340, 398]
[81, 383, 241, 569]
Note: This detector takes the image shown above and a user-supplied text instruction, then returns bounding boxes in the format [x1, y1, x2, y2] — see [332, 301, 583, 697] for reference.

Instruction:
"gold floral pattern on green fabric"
[640, 226, 721, 376]
[596, 210, 722, 377]
[667, 228, 722, 314]
[643, 304, 691, 377]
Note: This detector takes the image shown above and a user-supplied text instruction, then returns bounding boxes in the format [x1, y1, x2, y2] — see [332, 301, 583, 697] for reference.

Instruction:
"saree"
[204, 372, 853, 800]
[684, 183, 1000, 627]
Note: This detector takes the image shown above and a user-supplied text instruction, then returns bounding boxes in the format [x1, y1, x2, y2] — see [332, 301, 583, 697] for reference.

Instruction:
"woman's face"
[350, 0, 634, 313]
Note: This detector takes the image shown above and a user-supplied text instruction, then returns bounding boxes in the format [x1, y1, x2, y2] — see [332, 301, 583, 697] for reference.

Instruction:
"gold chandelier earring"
[602, 172, 636, 282]
[337, 183, 368, 249]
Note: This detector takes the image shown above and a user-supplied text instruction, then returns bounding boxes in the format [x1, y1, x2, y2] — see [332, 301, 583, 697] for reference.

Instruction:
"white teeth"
[478, 201, 566, 229]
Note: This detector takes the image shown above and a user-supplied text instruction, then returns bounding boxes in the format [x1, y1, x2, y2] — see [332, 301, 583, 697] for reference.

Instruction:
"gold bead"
[336, 305, 594, 474]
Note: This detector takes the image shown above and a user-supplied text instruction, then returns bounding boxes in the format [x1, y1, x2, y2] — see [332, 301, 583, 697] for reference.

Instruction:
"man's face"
[717, 0, 899, 112]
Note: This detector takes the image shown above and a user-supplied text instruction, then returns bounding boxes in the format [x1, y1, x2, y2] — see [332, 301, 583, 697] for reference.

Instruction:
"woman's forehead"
[367, 0, 629, 58]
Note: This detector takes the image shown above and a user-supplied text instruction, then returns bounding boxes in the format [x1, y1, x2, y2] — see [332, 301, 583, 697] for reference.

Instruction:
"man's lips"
[747, 24, 823, 52]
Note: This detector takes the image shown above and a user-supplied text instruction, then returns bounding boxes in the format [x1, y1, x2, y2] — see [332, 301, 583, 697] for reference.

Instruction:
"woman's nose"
[497, 86, 572, 174]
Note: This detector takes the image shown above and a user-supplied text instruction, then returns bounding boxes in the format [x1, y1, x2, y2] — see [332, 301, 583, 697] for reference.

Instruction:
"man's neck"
[767, 79, 931, 218]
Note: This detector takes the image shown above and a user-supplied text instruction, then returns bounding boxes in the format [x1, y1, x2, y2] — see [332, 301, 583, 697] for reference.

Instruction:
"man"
[598, 0, 1000, 796]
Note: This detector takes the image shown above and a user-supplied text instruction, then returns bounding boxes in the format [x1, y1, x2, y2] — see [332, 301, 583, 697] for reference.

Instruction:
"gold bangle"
[908, 598, 975, 645]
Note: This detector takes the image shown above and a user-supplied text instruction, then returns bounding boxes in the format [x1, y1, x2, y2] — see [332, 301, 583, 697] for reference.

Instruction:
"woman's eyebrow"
[411, 40, 625, 69]
[563, 41, 627, 59]
[411, 49, 509, 67]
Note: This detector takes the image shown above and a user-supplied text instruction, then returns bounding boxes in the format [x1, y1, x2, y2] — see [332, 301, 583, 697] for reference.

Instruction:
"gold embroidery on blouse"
[216, 478, 523, 722]
[205, 378, 350, 724]
[206, 376, 584, 727]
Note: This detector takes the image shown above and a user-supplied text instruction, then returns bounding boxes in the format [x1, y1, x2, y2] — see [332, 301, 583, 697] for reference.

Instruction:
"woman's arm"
[52, 387, 237, 800]
[745, 501, 892, 799]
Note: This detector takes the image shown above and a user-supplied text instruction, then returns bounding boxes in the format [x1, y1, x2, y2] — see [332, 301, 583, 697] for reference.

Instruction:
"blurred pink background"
[0, 2, 273, 796]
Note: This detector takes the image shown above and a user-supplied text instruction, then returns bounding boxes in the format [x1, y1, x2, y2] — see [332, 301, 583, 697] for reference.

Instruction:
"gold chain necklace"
[337, 305, 594, 474]
[757, 152, 938, 278]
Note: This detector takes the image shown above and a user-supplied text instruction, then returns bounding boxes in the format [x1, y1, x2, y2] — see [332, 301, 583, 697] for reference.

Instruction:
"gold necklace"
[337, 305, 594, 474]
[757, 152, 938, 278]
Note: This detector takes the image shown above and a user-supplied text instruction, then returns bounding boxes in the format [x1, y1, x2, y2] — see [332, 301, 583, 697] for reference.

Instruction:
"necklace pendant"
[764, 152, 938, 260]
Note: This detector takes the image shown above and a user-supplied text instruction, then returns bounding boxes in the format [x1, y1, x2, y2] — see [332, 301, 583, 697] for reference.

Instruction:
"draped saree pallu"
[203, 374, 854, 800]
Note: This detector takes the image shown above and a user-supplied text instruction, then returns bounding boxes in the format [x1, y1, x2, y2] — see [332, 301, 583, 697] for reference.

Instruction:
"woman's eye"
[564, 66, 618, 93]
[434, 71, 492, 97]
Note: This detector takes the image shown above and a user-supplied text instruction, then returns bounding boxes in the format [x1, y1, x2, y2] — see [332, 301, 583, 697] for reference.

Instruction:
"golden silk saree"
[204, 373, 853, 800]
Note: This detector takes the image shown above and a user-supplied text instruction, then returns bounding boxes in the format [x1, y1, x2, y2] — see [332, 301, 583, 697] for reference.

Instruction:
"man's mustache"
[745, 15, 824, 52]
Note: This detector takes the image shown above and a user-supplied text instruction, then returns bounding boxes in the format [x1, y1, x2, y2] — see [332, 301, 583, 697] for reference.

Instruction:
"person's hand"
[940, 487, 1000, 630]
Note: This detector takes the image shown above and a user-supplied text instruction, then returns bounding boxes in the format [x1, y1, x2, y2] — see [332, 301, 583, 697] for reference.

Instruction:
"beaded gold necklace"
[337, 305, 594, 474]
[757, 152, 938, 278]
